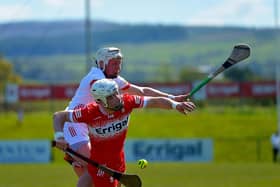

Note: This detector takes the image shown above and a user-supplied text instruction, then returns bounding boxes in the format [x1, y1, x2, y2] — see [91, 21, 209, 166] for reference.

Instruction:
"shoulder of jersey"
[123, 94, 140, 104]
[87, 102, 99, 109]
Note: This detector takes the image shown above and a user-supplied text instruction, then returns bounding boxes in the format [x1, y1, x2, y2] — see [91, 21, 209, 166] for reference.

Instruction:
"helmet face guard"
[90, 79, 123, 110]
[95, 47, 123, 71]
[107, 96, 124, 111]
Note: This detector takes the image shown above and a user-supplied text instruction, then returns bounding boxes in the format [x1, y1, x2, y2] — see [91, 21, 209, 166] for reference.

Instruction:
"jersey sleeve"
[123, 94, 145, 109]
[114, 76, 130, 90]
[70, 103, 99, 123]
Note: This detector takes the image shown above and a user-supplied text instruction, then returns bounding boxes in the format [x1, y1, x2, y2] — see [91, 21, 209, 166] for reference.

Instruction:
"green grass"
[1, 106, 276, 139]
[0, 105, 279, 186]
[0, 163, 279, 187]
[0, 106, 277, 162]
[128, 106, 275, 138]
[0, 164, 76, 187]
[134, 163, 280, 187]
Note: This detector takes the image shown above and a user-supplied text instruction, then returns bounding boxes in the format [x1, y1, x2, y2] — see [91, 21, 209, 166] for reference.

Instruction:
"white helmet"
[90, 79, 119, 107]
[95, 47, 123, 71]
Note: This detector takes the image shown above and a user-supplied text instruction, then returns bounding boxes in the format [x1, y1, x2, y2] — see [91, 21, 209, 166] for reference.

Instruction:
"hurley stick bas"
[52, 141, 142, 187]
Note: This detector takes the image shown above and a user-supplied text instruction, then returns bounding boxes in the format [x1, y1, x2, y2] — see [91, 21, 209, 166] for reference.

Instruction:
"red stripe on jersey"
[68, 126, 77, 137]
[89, 80, 97, 87]
[74, 104, 85, 110]
[121, 83, 130, 90]
[73, 108, 82, 120]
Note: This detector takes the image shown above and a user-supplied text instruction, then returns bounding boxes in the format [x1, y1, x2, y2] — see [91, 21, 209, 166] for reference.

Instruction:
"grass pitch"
[0, 105, 279, 186]
[0, 163, 279, 187]
[0, 106, 277, 162]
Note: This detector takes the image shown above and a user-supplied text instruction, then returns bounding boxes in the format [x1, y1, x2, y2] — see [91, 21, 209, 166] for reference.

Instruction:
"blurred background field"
[0, 105, 280, 187]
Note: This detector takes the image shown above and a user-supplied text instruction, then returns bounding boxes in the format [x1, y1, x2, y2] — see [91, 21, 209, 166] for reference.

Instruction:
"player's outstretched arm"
[125, 84, 190, 102]
[144, 97, 196, 115]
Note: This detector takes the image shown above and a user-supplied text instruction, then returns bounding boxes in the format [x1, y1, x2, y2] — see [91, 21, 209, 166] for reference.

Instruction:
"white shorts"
[63, 122, 90, 146]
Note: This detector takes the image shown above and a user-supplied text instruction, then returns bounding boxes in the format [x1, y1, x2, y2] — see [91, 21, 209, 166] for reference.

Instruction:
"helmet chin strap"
[104, 71, 117, 79]
[106, 101, 124, 111]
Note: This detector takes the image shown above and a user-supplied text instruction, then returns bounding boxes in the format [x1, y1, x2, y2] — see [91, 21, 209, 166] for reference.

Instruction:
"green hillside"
[1, 21, 278, 83]
[10, 39, 279, 83]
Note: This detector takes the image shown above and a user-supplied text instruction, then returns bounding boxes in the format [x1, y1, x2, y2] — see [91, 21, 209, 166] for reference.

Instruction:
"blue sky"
[0, 0, 278, 28]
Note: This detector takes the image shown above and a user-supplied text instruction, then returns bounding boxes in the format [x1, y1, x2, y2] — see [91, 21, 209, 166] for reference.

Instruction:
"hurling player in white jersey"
[54, 79, 196, 187]
[61, 47, 190, 185]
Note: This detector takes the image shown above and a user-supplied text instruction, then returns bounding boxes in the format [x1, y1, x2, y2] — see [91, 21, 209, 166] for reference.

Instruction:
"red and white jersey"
[69, 94, 144, 156]
[64, 67, 130, 146]
[67, 67, 130, 110]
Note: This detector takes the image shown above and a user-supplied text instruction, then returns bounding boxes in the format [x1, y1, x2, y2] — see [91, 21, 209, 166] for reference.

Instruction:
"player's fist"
[53, 139, 69, 151]
[177, 101, 196, 114]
